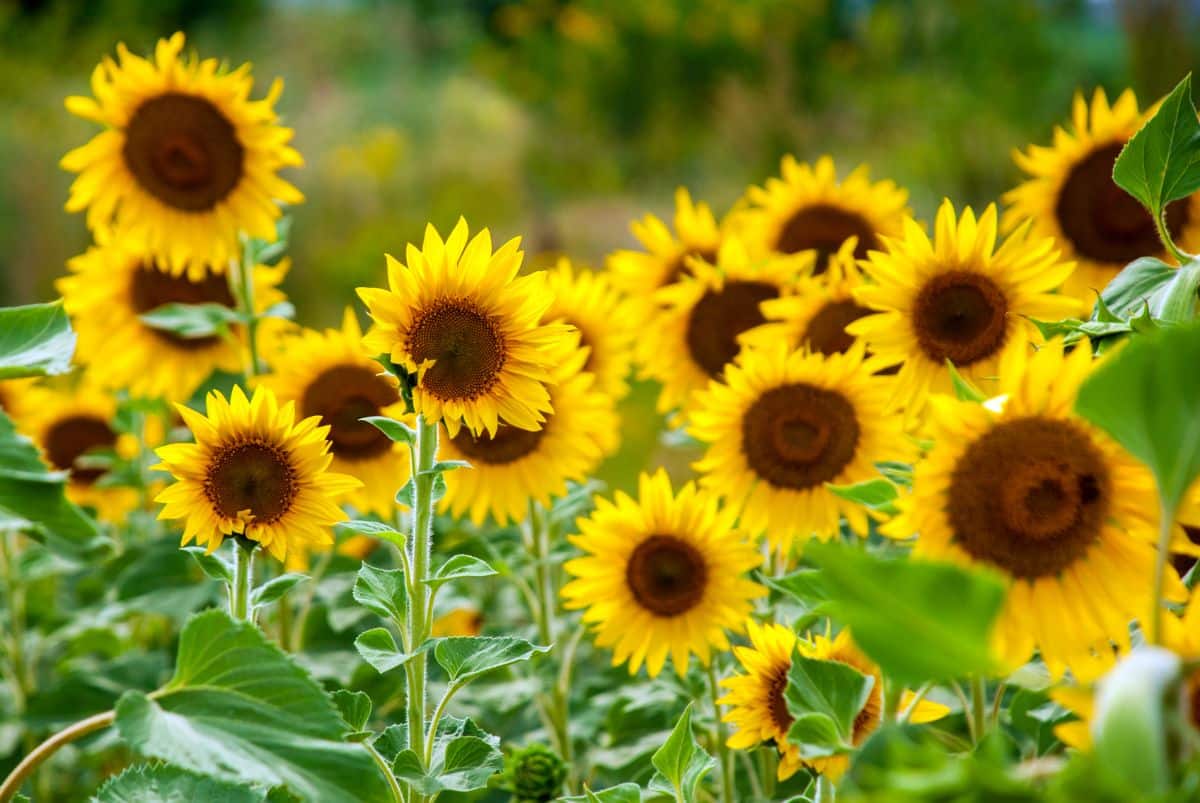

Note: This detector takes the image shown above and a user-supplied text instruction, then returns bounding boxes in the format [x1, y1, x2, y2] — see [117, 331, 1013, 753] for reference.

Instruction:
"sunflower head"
[153, 385, 360, 563]
[561, 469, 764, 677]
[61, 32, 303, 276]
[357, 219, 574, 438]
[542, 258, 635, 399]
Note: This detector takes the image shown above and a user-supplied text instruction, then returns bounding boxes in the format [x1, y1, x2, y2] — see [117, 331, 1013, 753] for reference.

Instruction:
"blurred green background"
[2, 0, 1198, 321]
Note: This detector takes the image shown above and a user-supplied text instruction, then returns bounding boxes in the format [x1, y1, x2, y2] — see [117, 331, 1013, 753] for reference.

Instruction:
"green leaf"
[784, 654, 875, 759]
[1148, 259, 1200, 322]
[139, 302, 241, 340]
[825, 478, 900, 515]
[433, 636, 550, 684]
[115, 609, 391, 802]
[1113, 73, 1200, 218]
[390, 717, 503, 794]
[1075, 321, 1200, 514]
[354, 627, 411, 674]
[183, 545, 233, 583]
[649, 703, 715, 803]
[332, 689, 372, 733]
[418, 460, 470, 477]
[251, 572, 308, 607]
[1095, 257, 1177, 319]
[395, 480, 415, 507]
[361, 416, 415, 445]
[353, 563, 407, 623]
[424, 555, 497, 589]
[336, 519, 405, 550]
[803, 541, 1005, 686]
[945, 360, 987, 402]
[92, 764, 267, 802]
[0, 300, 76, 378]
[562, 784, 644, 803]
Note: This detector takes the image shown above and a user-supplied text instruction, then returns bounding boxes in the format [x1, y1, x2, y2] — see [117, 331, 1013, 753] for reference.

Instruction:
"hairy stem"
[363, 738, 407, 803]
[707, 663, 736, 803]
[0, 709, 115, 801]
[970, 675, 988, 744]
[404, 414, 438, 803]
[231, 542, 254, 622]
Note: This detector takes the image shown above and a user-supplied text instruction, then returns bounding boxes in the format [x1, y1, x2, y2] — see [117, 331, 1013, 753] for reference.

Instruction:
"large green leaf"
[0, 300, 76, 378]
[353, 563, 407, 623]
[1075, 321, 1200, 515]
[91, 764, 267, 802]
[649, 703, 715, 803]
[388, 715, 503, 795]
[432, 636, 550, 684]
[1113, 74, 1200, 219]
[804, 541, 1005, 686]
[1095, 257, 1177, 319]
[114, 609, 391, 802]
[784, 654, 875, 759]
[563, 785, 644, 803]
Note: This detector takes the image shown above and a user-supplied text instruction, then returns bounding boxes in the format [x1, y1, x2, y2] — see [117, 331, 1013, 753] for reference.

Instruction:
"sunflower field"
[6, 4, 1200, 802]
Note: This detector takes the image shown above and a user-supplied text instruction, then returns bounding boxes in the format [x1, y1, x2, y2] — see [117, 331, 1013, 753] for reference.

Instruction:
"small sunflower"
[357, 219, 573, 438]
[432, 607, 485, 638]
[736, 155, 909, 271]
[1003, 88, 1200, 305]
[690, 342, 908, 555]
[61, 32, 302, 277]
[638, 237, 806, 414]
[561, 470, 765, 677]
[58, 235, 287, 402]
[261, 309, 410, 517]
[848, 200, 1078, 415]
[153, 385, 360, 563]
[440, 342, 619, 525]
[885, 339, 1186, 678]
[542, 258, 634, 399]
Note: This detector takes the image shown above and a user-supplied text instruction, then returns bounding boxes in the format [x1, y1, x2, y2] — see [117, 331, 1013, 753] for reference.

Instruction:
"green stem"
[405, 415, 438, 803]
[230, 240, 262, 378]
[882, 676, 902, 722]
[815, 774, 836, 802]
[0, 709, 115, 802]
[231, 542, 254, 622]
[290, 550, 332, 651]
[1151, 496, 1177, 644]
[707, 663, 735, 803]
[424, 683, 461, 766]
[1156, 210, 1192, 265]
[970, 676, 988, 744]
[0, 533, 30, 708]
[364, 738, 407, 803]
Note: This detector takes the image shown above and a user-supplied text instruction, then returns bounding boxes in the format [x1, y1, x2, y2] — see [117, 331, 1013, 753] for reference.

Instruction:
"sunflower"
[885, 339, 1186, 679]
[432, 606, 485, 638]
[261, 310, 410, 517]
[13, 381, 138, 523]
[153, 385, 360, 563]
[357, 219, 573, 438]
[736, 155, 909, 271]
[61, 32, 303, 277]
[542, 258, 634, 399]
[439, 341, 619, 525]
[1003, 88, 1200, 305]
[689, 342, 908, 556]
[607, 187, 724, 325]
[847, 200, 1078, 416]
[561, 469, 764, 678]
[58, 235, 288, 402]
[638, 237, 806, 414]
[0, 379, 33, 417]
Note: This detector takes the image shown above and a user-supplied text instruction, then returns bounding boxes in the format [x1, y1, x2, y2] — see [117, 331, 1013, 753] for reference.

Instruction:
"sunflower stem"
[969, 675, 988, 744]
[231, 236, 263, 378]
[706, 662, 736, 803]
[231, 541, 255, 622]
[0, 708, 115, 801]
[363, 738, 408, 803]
[1151, 493, 1178, 645]
[1155, 209, 1193, 266]
[815, 774, 836, 802]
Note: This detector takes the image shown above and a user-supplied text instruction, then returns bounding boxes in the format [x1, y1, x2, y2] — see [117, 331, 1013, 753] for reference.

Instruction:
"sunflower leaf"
[91, 763, 268, 802]
[432, 636, 550, 684]
[1148, 259, 1200, 322]
[826, 478, 900, 515]
[336, 519, 406, 551]
[138, 302, 241, 339]
[418, 460, 470, 477]
[784, 654, 875, 759]
[353, 563, 408, 624]
[390, 717, 503, 794]
[424, 555, 497, 589]
[944, 360, 988, 402]
[182, 545, 234, 584]
[251, 572, 309, 608]
[562, 784, 644, 803]
[0, 300, 76, 379]
[361, 416, 416, 445]
[332, 689, 372, 733]
[649, 703, 715, 803]
[1113, 73, 1200, 223]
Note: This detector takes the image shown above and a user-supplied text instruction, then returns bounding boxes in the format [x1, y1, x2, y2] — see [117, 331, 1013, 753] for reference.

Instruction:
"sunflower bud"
[501, 743, 568, 802]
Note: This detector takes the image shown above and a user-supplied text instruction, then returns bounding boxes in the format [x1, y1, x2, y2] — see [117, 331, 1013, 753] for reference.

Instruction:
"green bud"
[501, 743, 569, 803]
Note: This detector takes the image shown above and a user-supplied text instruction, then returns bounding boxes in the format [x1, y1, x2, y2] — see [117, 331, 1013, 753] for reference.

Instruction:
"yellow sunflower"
[542, 258, 635, 399]
[848, 200, 1078, 416]
[607, 187, 725, 325]
[439, 341, 619, 525]
[638, 237, 807, 414]
[61, 32, 303, 277]
[689, 342, 908, 556]
[0, 379, 33, 417]
[13, 381, 138, 523]
[260, 309, 411, 517]
[885, 339, 1186, 679]
[561, 469, 765, 678]
[1003, 88, 1200, 305]
[58, 235, 288, 401]
[153, 385, 360, 563]
[357, 219, 573, 438]
[736, 155, 909, 270]
[432, 606, 485, 638]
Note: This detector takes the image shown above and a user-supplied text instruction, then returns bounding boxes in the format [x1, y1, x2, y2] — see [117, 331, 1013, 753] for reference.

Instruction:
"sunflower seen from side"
[153, 385, 360, 563]
[690, 342, 908, 556]
[61, 32, 303, 276]
[885, 339, 1185, 679]
[358, 219, 572, 438]
[1003, 88, 1200, 305]
[561, 469, 764, 678]
[542, 258, 634, 400]
[848, 200, 1078, 417]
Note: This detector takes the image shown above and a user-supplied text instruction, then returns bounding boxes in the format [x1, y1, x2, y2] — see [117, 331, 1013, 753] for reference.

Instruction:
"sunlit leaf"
[0, 300, 76, 378]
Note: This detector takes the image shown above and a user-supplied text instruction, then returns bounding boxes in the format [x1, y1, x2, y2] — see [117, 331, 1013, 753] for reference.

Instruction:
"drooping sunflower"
[638, 237, 806, 414]
[439, 341, 619, 525]
[542, 258, 634, 399]
[561, 470, 765, 678]
[690, 342, 908, 556]
[736, 155, 909, 271]
[885, 339, 1186, 679]
[357, 219, 573, 438]
[58, 235, 288, 402]
[1003, 88, 1200, 305]
[61, 32, 302, 277]
[153, 385, 360, 563]
[847, 200, 1078, 416]
[720, 625, 945, 782]
[260, 309, 410, 517]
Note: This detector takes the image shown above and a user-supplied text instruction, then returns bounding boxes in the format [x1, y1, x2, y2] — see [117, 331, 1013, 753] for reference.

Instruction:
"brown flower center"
[204, 441, 297, 524]
[301, 364, 399, 461]
[408, 301, 506, 401]
[122, 93, 245, 212]
[775, 204, 878, 273]
[1056, 142, 1189, 266]
[448, 418, 548, 465]
[625, 534, 708, 617]
[129, 263, 237, 349]
[767, 663, 793, 734]
[947, 417, 1109, 580]
[44, 415, 117, 485]
[802, 299, 872, 356]
[912, 271, 1009, 366]
[663, 247, 718, 286]
[685, 281, 777, 378]
[742, 384, 860, 490]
